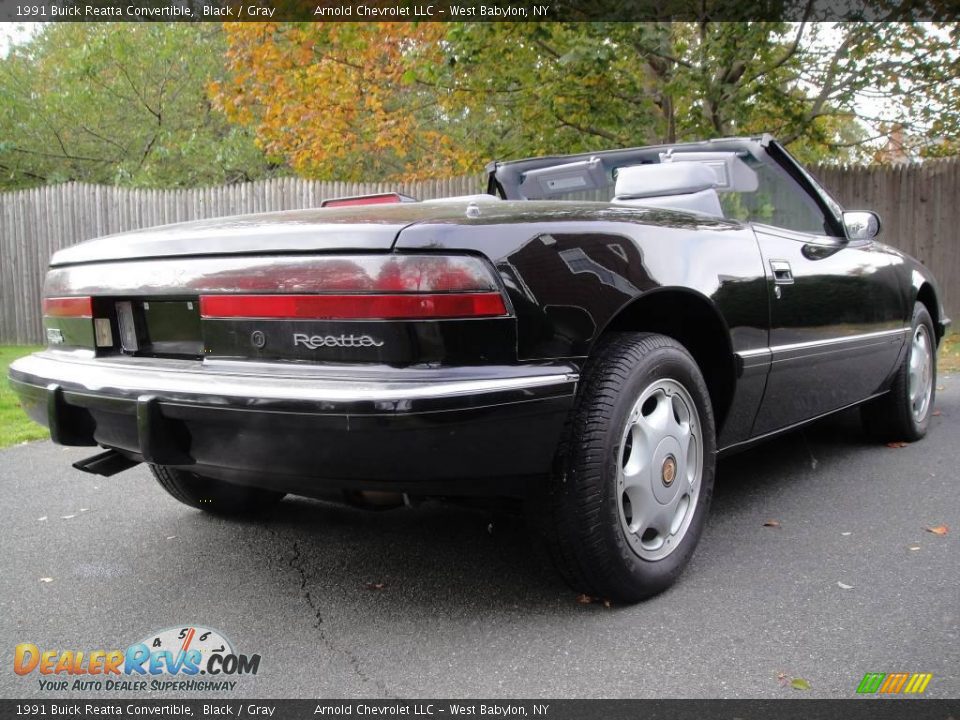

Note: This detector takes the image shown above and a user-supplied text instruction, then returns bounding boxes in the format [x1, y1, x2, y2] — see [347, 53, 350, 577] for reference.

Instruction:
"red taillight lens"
[200, 293, 507, 320]
[43, 296, 92, 318]
[192, 255, 500, 293]
[198, 254, 509, 320]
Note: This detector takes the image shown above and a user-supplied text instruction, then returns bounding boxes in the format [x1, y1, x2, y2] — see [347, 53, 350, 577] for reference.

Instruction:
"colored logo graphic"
[13, 625, 260, 692]
[856, 672, 932, 694]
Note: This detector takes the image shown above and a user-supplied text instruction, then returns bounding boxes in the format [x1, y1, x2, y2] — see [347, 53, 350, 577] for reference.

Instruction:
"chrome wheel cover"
[617, 378, 703, 561]
[909, 324, 934, 423]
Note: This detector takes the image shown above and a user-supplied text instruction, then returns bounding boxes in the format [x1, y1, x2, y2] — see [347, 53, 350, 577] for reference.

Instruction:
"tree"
[219, 21, 960, 178]
[0, 23, 273, 189]
[431, 22, 959, 164]
[212, 22, 474, 182]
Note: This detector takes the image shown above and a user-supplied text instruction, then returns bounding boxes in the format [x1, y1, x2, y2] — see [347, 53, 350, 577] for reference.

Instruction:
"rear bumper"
[9, 352, 578, 496]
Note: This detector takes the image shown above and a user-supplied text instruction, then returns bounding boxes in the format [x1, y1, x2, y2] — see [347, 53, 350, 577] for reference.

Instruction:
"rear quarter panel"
[395, 203, 771, 445]
[394, 204, 769, 361]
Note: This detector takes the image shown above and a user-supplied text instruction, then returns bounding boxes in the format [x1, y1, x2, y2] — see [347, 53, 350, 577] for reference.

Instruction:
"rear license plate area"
[113, 298, 202, 358]
[141, 300, 202, 356]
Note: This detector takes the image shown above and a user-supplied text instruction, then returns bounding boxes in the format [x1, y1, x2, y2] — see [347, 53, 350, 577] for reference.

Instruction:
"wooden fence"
[1, 162, 958, 344]
[0, 176, 484, 344]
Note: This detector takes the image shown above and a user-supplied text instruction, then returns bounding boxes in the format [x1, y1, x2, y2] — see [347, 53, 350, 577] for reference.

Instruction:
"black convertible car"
[9, 135, 947, 601]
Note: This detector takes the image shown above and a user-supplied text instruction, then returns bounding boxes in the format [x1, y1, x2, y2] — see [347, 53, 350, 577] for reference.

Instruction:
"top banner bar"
[2, 0, 959, 22]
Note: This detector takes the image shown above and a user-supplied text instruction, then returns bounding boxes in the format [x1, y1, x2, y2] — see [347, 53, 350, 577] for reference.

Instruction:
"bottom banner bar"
[3, 699, 959, 720]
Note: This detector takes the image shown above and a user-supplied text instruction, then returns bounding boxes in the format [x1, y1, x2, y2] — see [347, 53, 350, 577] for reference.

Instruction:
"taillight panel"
[41, 253, 514, 363]
[199, 293, 507, 320]
[45, 255, 502, 296]
[43, 296, 92, 318]
[196, 254, 509, 321]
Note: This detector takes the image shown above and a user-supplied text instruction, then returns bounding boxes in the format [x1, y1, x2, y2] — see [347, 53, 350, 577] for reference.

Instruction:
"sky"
[0, 22, 40, 57]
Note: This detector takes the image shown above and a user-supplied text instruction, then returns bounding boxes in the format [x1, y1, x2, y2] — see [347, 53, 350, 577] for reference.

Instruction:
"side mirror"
[842, 211, 881, 241]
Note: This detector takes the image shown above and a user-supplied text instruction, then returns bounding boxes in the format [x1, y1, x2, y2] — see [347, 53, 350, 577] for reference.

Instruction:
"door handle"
[770, 260, 794, 285]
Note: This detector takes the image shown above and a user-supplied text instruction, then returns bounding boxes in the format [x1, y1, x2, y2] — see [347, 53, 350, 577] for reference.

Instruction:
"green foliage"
[0, 23, 276, 190]
[1, 22, 957, 188]
[426, 22, 959, 166]
[0, 345, 46, 448]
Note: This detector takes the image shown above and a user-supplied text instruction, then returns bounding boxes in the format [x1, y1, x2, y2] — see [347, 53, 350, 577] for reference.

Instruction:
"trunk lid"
[50, 203, 470, 266]
[43, 200, 518, 366]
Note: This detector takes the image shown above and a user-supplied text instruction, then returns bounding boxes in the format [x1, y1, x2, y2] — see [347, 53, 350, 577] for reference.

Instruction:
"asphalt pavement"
[1, 380, 958, 700]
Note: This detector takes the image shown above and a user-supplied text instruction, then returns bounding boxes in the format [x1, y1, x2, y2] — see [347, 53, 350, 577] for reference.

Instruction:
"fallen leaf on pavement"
[932, 410, 942, 416]
[576, 594, 594, 604]
[837, 581, 854, 590]
[925, 524, 949, 536]
[602, 599, 612, 608]
[791, 678, 812, 691]
[763, 520, 781, 528]
[366, 582, 387, 591]
[776, 672, 788, 687]
[885, 441, 909, 448]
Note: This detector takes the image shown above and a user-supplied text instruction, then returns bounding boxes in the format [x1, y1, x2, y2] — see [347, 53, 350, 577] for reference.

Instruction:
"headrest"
[614, 163, 718, 199]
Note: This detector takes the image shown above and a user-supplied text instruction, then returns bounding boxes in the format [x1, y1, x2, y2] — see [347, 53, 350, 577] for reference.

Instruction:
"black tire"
[149, 465, 285, 516]
[861, 302, 937, 443]
[533, 332, 717, 603]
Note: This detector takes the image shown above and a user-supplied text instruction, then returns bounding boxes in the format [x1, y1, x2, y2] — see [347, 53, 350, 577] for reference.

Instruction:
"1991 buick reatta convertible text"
[9, 135, 948, 601]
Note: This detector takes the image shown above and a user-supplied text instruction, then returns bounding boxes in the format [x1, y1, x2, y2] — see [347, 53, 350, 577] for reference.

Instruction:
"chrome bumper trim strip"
[10, 353, 578, 405]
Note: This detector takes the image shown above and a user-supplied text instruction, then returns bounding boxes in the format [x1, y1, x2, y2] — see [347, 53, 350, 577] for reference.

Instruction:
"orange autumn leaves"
[211, 23, 477, 182]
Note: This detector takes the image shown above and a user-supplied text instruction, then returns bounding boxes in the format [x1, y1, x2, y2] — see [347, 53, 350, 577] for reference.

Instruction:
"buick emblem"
[250, 330, 266, 349]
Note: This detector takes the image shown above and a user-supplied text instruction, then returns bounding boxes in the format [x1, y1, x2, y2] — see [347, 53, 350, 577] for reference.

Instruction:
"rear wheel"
[861, 302, 936, 442]
[534, 332, 717, 603]
[150, 465, 285, 516]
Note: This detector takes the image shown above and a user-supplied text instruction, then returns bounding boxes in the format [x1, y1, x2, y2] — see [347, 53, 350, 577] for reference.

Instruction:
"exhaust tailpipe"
[342, 490, 405, 511]
[72, 449, 141, 477]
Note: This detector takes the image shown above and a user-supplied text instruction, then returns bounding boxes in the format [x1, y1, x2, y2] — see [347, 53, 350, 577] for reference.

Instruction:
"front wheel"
[534, 332, 717, 603]
[150, 465, 285, 516]
[861, 302, 936, 442]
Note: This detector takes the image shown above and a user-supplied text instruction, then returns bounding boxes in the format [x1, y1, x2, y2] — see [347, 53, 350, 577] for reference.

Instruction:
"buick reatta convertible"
[10, 135, 947, 601]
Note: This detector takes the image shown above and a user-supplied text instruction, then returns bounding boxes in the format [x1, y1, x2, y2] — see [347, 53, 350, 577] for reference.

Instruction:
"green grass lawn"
[1, 345, 47, 448]
[938, 332, 960, 375]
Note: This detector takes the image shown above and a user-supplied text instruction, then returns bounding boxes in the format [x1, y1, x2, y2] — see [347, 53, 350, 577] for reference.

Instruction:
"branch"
[631, 41, 694, 71]
[0, 161, 49, 183]
[9, 145, 113, 164]
[824, 132, 892, 149]
[533, 38, 562, 60]
[780, 27, 864, 145]
[554, 115, 622, 143]
[768, 8, 812, 72]
[77, 124, 128, 153]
